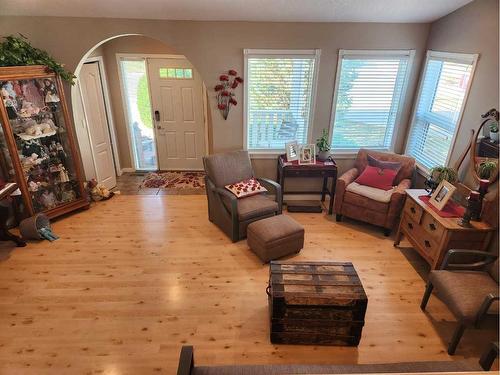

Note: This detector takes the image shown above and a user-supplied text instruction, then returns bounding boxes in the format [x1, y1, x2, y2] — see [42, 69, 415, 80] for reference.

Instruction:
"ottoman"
[247, 215, 304, 263]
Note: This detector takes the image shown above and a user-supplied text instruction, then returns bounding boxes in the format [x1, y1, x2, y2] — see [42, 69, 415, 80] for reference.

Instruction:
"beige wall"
[424, 0, 499, 252]
[0, 1, 496, 183]
[0, 16, 431, 181]
[425, 0, 499, 181]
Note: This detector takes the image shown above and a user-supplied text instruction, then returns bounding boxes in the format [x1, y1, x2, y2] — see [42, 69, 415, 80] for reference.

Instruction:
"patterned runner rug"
[140, 171, 205, 194]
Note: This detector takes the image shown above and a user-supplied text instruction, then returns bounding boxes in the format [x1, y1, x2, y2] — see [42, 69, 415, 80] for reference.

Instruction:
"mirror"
[470, 108, 499, 184]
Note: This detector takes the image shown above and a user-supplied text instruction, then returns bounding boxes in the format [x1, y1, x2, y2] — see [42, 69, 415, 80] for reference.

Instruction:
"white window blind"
[330, 50, 414, 151]
[244, 49, 319, 151]
[406, 51, 477, 170]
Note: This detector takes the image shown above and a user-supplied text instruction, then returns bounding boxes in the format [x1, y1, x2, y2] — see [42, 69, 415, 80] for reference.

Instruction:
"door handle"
[154, 110, 160, 121]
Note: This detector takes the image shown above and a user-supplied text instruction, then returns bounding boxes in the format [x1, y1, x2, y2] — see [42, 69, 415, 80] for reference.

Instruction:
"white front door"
[79, 62, 117, 188]
[147, 58, 205, 170]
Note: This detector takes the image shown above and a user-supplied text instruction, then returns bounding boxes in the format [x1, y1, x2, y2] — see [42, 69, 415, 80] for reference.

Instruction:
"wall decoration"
[214, 69, 243, 120]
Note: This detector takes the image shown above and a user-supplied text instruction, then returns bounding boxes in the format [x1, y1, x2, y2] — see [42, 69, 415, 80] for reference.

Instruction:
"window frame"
[328, 49, 415, 156]
[243, 49, 321, 156]
[405, 50, 479, 172]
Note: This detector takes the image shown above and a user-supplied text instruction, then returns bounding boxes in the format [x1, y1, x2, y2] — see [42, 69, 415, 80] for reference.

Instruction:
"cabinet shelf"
[0, 66, 89, 219]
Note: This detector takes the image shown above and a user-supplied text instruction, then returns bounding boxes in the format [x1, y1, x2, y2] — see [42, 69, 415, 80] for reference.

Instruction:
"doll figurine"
[56, 142, 66, 160]
[40, 113, 57, 131]
[41, 79, 60, 112]
[40, 189, 57, 209]
[58, 165, 70, 183]
[61, 185, 76, 203]
[19, 101, 41, 118]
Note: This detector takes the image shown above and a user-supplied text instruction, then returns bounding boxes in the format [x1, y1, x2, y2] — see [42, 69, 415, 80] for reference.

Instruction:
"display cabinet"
[0, 66, 88, 219]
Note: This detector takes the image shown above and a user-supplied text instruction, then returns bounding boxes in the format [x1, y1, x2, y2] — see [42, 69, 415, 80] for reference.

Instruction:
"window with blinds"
[406, 51, 477, 170]
[244, 50, 319, 151]
[330, 50, 414, 152]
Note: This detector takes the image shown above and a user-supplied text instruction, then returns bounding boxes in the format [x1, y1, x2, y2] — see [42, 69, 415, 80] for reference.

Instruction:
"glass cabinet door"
[1, 77, 81, 213]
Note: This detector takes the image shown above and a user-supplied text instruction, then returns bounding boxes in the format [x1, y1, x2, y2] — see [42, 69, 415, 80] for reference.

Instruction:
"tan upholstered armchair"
[421, 249, 499, 355]
[203, 151, 282, 242]
[335, 149, 416, 235]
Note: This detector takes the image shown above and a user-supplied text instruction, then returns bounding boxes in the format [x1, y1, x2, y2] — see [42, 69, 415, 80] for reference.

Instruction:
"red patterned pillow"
[355, 166, 397, 191]
[225, 178, 268, 198]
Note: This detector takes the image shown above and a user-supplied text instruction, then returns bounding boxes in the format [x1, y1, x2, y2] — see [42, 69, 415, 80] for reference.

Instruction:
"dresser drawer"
[404, 198, 423, 223]
[419, 236, 439, 260]
[401, 214, 438, 262]
[421, 212, 445, 242]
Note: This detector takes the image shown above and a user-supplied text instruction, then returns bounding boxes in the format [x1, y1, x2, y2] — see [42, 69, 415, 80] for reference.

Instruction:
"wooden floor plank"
[0, 194, 496, 374]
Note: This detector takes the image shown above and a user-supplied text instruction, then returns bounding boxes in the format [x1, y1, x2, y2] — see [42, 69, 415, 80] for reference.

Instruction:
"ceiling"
[0, 0, 473, 23]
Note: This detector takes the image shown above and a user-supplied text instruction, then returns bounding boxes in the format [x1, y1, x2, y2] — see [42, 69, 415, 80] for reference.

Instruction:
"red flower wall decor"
[215, 69, 243, 120]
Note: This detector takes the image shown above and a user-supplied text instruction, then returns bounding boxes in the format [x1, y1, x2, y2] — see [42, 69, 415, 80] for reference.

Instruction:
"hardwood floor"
[0, 195, 496, 374]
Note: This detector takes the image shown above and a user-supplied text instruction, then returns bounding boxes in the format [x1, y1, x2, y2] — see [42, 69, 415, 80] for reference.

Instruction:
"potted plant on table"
[316, 129, 331, 161]
[425, 166, 458, 195]
[478, 160, 498, 180]
[489, 121, 499, 143]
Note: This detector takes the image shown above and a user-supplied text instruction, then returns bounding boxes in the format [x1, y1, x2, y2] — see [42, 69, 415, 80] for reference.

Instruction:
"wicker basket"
[19, 213, 51, 240]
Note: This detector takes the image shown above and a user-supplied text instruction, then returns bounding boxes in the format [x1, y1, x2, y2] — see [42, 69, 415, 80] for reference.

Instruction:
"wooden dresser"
[394, 189, 495, 269]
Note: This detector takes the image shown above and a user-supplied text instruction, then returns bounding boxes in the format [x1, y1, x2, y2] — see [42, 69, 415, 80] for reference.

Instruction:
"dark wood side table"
[277, 155, 338, 214]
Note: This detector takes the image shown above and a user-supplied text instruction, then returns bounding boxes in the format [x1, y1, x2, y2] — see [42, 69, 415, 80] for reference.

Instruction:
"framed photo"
[299, 144, 316, 165]
[429, 180, 456, 211]
[285, 141, 299, 162]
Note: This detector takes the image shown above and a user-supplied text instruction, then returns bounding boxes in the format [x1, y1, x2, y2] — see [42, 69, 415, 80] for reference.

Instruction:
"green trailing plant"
[478, 160, 498, 179]
[0, 34, 76, 84]
[316, 129, 331, 152]
[489, 121, 499, 133]
[429, 165, 458, 184]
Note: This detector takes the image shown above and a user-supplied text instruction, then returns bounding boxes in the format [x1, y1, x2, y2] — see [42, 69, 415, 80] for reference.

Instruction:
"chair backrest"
[488, 258, 499, 283]
[203, 150, 254, 188]
[355, 149, 416, 185]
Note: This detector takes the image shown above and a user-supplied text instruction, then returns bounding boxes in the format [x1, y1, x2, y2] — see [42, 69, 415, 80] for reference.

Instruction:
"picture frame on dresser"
[429, 180, 456, 211]
[0, 66, 89, 219]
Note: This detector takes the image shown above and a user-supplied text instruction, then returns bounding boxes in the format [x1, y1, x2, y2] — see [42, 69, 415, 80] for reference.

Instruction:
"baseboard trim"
[121, 168, 135, 173]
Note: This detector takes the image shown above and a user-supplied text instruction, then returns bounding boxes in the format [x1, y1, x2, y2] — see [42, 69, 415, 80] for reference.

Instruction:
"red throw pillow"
[355, 166, 397, 191]
[225, 177, 267, 198]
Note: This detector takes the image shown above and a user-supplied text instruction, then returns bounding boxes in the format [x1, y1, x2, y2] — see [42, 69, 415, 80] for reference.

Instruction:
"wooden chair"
[421, 249, 499, 355]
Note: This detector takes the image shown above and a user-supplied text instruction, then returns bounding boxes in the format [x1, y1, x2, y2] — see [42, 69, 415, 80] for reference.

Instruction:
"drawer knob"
[410, 207, 416, 214]
[407, 222, 413, 230]
[429, 223, 436, 231]
[424, 240, 431, 248]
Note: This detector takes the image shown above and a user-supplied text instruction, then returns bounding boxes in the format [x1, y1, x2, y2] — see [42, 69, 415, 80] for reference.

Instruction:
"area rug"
[140, 171, 206, 194]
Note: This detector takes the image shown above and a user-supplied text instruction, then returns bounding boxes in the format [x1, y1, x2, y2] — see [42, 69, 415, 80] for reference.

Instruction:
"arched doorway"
[71, 34, 209, 188]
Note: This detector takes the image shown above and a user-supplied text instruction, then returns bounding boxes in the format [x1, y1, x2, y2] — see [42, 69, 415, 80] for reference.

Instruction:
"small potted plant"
[316, 129, 331, 161]
[489, 120, 499, 143]
[425, 166, 458, 195]
[478, 160, 498, 179]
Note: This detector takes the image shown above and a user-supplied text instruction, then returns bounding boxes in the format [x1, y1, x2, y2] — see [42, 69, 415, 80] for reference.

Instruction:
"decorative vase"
[490, 131, 499, 143]
[317, 150, 331, 162]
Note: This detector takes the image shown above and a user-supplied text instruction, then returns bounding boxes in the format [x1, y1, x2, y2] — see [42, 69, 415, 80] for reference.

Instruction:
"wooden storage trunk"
[267, 261, 367, 346]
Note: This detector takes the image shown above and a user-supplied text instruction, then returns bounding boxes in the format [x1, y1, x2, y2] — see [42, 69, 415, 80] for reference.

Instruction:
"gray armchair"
[203, 151, 282, 242]
[421, 249, 499, 355]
